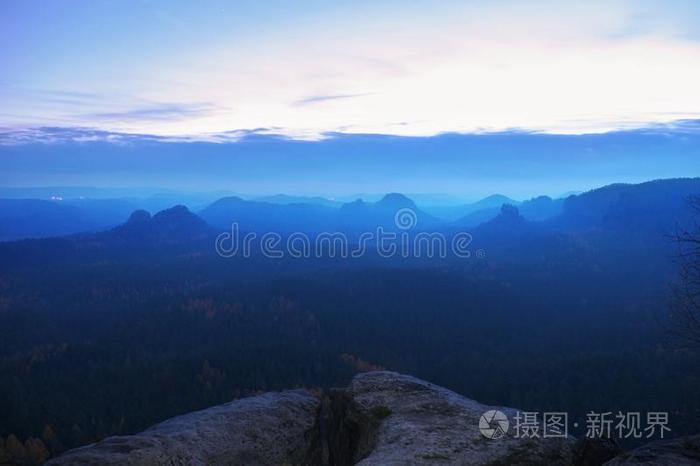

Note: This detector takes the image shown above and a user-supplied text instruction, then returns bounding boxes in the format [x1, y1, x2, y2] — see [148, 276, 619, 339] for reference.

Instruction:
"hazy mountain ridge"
[0, 199, 129, 241]
[0, 177, 697, 258]
[198, 196, 337, 232]
[553, 178, 700, 233]
[253, 194, 341, 207]
[0, 178, 667, 242]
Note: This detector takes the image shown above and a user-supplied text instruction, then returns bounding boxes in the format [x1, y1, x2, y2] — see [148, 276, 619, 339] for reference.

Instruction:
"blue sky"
[0, 1, 699, 197]
[2, 0, 700, 138]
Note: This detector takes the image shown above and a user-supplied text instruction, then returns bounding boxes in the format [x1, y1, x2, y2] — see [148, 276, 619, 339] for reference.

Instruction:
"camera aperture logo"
[479, 410, 509, 439]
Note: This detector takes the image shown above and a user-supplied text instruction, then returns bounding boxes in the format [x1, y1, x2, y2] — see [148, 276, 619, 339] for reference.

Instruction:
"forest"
[1, 178, 699, 465]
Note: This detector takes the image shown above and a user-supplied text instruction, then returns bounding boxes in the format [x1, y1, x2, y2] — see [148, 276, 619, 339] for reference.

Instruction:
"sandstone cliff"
[46, 389, 320, 465]
[46, 371, 700, 465]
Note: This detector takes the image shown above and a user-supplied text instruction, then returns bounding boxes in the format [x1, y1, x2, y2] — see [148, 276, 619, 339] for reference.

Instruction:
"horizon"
[1, 126, 698, 198]
[1, 176, 695, 206]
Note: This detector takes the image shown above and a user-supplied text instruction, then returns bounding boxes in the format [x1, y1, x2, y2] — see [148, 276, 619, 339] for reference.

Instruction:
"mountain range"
[0, 178, 696, 272]
[2, 177, 700, 463]
[3, 178, 696, 242]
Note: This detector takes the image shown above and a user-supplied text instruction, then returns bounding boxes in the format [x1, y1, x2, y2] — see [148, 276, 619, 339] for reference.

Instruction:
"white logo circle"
[479, 410, 509, 439]
[394, 208, 418, 230]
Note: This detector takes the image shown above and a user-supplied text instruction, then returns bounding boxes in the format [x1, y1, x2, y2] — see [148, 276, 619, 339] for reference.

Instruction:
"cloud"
[0, 125, 295, 145]
[634, 118, 700, 135]
[30, 89, 105, 106]
[0, 127, 160, 145]
[4, 118, 700, 147]
[4, 2, 700, 139]
[292, 93, 373, 107]
[79, 103, 221, 122]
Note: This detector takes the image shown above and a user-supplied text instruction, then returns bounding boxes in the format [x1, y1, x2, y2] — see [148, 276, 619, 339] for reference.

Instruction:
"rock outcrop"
[46, 389, 321, 465]
[326, 371, 576, 465]
[603, 434, 700, 465]
[47, 371, 700, 465]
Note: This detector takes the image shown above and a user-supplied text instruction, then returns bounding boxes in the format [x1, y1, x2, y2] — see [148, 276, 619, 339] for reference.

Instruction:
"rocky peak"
[126, 209, 151, 225]
[377, 193, 417, 210]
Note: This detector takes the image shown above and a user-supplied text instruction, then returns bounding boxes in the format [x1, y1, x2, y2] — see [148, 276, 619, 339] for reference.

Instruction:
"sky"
[0, 0, 698, 197]
[2, 0, 700, 139]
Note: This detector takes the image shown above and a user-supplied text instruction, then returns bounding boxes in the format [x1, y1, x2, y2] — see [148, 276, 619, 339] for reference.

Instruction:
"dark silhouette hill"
[552, 178, 700, 234]
[0, 205, 213, 270]
[112, 205, 210, 242]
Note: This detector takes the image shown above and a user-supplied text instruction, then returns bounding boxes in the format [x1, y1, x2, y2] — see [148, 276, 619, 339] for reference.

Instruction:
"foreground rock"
[47, 371, 699, 465]
[329, 371, 576, 465]
[46, 389, 321, 465]
[603, 434, 700, 465]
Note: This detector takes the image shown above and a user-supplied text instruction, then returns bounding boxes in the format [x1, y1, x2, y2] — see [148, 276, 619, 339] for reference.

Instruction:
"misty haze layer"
[1, 123, 698, 198]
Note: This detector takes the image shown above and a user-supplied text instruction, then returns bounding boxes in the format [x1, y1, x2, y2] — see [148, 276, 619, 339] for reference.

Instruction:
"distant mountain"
[461, 179, 700, 268]
[0, 206, 213, 270]
[405, 193, 467, 206]
[424, 194, 519, 221]
[199, 197, 336, 232]
[472, 194, 519, 210]
[466, 178, 700, 239]
[3, 179, 697, 246]
[452, 206, 502, 228]
[131, 192, 239, 213]
[62, 197, 137, 225]
[0, 186, 158, 199]
[0, 199, 84, 241]
[471, 204, 531, 242]
[452, 195, 562, 228]
[0, 197, 142, 241]
[337, 193, 441, 231]
[519, 195, 563, 221]
[200, 193, 441, 233]
[112, 205, 211, 242]
[0, 198, 134, 241]
[376, 192, 418, 210]
[253, 194, 340, 207]
[552, 178, 700, 234]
